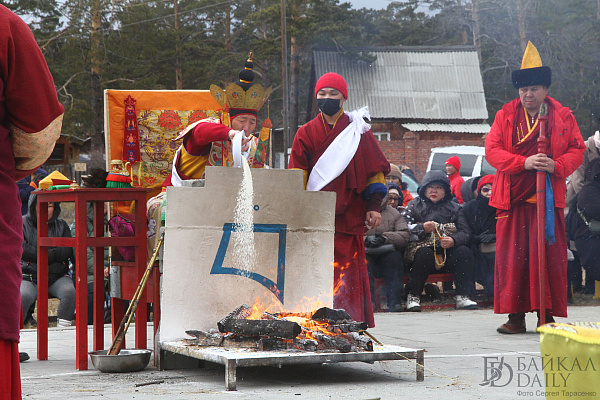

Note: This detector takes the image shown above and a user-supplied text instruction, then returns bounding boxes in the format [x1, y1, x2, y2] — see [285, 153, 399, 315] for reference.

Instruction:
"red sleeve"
[366, 192, 384, 212]
[402, 190, 413, 207]
[0, 9, 64, 133]
[485, 107, 527, 175]
[183, 122, 230, 155]
[552, 112, 585, 179]
[289, 123, 313, 171]
[455, 176, 464, 203]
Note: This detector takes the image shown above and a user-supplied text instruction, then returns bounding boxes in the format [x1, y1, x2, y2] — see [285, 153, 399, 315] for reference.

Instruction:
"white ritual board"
[160, 167, 336, 342]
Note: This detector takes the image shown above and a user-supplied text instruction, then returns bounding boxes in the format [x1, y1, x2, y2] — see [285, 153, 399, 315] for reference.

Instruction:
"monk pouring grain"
[485, 42, 584, 333]
[289, 72, 390, 327]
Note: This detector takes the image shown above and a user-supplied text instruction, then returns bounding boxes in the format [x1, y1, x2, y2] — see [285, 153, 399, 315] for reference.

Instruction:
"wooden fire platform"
[159, 341, 425, 391]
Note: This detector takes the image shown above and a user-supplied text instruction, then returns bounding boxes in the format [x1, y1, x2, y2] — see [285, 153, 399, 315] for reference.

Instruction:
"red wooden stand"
[35, 188, 148, 370]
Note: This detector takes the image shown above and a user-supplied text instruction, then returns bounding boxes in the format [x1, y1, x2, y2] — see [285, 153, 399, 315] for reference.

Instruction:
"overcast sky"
[348, 0, 394, 9]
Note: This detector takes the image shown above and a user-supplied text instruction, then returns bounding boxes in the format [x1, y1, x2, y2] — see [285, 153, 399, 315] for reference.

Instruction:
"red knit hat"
[477, 174, 495, 192]
[445, 156, 461, 170]
[314, 72, 348, 99]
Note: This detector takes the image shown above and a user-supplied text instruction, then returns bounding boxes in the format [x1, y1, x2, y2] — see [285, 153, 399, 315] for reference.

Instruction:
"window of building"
[373, 132, 390, 141]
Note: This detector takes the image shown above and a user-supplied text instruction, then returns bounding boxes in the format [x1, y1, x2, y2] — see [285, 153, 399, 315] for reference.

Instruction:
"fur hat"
[512, 41, 551, 89]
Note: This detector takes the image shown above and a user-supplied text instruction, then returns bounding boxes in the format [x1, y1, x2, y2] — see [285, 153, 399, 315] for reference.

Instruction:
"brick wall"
[372, 122, 486, 181]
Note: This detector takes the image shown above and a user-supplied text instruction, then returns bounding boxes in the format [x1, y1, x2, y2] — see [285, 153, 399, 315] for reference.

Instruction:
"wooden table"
[35, 188, 148, 370]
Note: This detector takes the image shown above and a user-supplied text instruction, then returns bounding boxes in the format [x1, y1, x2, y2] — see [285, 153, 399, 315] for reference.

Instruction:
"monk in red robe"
[1, 6, 64, 398]
[485, 42, 584, 334]
[289, 73, 390, 327]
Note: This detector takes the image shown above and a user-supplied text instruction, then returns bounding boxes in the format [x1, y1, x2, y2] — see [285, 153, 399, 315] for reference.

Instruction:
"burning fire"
[182, 261, 373, 353]
[241, 259, 359, 343]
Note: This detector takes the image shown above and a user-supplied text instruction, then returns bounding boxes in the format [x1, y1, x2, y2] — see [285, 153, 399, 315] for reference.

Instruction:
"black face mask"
[317, 98, 341, 116]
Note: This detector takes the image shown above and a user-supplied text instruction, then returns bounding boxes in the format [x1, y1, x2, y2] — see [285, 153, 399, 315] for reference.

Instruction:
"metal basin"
[89, 349, 152, 373]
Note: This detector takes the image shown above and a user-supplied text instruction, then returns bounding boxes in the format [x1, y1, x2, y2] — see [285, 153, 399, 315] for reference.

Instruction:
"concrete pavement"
[19, 305, 600, 400]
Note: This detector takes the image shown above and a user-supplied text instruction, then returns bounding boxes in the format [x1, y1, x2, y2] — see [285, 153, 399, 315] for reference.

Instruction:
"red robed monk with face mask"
[289, 72, 390, 327]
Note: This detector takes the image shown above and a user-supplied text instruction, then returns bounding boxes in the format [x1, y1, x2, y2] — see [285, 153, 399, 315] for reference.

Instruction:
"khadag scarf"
[306, 107, 371, 192]
[122, 95, 141, 163]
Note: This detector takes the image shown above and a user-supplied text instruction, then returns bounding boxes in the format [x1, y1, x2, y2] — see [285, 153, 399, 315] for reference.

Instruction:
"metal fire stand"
[159, 340, 425, 391]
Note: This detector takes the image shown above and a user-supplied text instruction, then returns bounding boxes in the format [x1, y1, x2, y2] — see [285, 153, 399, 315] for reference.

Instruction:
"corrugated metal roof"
[402, 123, 491, 134]
[313, 47, 488, 121]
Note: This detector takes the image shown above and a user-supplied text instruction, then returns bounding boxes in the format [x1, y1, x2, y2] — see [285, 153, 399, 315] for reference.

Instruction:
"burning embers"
[185, 305, 373, 353]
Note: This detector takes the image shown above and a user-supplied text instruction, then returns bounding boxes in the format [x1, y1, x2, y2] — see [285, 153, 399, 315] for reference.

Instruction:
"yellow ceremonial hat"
[512, 41, 551, 89]
[210, 52, 272, 121]
[38, 170, 72, 190]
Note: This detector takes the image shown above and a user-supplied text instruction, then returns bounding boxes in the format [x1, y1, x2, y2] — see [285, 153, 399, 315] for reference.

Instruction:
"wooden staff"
[536, 103, 549, 326]
[108, 232, 164, 355]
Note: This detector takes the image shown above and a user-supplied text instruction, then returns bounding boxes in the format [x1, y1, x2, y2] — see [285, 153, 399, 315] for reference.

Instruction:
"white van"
[426, 146, 496, 179]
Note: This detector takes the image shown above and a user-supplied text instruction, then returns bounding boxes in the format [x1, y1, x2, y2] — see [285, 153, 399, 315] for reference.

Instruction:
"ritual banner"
[104, 90, 220, 199]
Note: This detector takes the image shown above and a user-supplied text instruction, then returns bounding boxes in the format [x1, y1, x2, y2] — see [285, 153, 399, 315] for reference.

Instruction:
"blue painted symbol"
[210, 223, 287, 303]
[253, 204, 260, 211]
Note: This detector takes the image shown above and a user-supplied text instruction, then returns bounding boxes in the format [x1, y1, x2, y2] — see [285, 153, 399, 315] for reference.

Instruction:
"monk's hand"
[365, 211, 382, 230]
[423, 221, 436, 233]
[524, 153, 555, 173]
[440, 236, 454, 249]
[228, 129, 252, 152]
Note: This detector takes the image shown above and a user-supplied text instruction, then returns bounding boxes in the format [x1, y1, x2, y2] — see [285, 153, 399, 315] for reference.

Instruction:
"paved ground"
[19, 304, 600, 400]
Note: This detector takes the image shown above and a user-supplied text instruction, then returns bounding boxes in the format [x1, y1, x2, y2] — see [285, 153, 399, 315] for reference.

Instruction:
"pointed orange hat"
[512, 41, 552, 89]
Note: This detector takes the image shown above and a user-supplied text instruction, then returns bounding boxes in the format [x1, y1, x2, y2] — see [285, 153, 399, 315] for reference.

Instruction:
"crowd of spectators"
[369, 146, 598, 318]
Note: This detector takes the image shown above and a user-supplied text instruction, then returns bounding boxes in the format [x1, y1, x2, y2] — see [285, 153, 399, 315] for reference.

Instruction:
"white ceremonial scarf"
[170, 146, 184, 187]
[306, 106, 371, 192]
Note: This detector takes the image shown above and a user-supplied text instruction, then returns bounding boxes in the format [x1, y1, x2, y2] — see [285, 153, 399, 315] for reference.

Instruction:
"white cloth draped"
[306, 106, 372, 192]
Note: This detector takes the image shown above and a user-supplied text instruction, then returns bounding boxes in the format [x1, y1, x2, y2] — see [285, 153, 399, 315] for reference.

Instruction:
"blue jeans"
[21, 276, 76, 321]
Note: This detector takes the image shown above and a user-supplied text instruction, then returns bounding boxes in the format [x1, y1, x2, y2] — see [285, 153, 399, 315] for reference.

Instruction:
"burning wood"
[185, 306, 373, 353]
[218, 319, 302, 339]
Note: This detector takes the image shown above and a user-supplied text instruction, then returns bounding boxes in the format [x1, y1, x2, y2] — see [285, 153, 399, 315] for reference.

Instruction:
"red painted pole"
[537, 103, 549, 326]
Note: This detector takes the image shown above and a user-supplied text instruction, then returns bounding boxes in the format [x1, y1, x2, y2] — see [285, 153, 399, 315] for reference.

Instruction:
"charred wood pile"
[184, 305, 373, 353]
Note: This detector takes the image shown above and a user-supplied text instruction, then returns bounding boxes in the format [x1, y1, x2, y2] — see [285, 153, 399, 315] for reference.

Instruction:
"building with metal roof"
[309, 46, 491, 179]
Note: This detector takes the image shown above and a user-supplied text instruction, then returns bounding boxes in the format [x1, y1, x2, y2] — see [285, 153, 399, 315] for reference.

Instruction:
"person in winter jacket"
[385, 163, 413, 207]
[460, 175, 482, 205]
[570, 158, 600, 284]
[385, 183, 404, 212]
[463, 174, 496, 298]
[365, 184, 410, 312]
[21, 193, 76, 328]
[402, 170, 477, 311]
[17, 168, 48, 216]
[485, 42, 584, 334]
[565, 130, 600, 213]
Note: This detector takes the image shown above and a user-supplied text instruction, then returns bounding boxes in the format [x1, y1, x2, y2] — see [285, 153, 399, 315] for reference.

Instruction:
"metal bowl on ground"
[89, 349, 152, 373]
